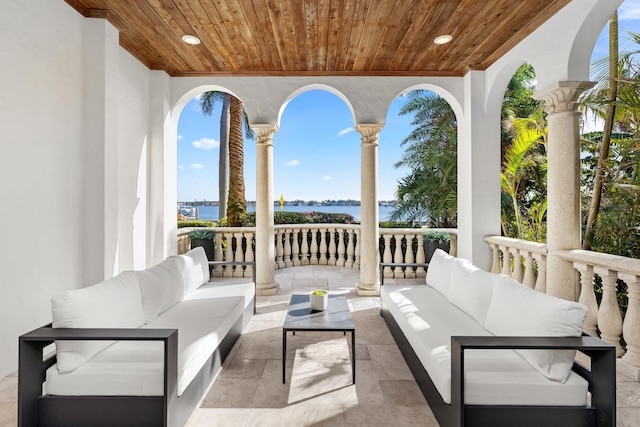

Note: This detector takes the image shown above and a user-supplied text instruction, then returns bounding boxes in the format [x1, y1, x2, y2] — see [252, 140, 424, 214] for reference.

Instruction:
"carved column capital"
[534, 81, 594, 114]
[251, 124, 279, 144]
[356, 124, 384, 145]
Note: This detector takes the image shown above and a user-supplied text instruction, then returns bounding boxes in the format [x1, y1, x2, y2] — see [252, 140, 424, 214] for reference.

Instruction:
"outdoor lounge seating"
[18, 247, 255, 427]
[381, 249, 616, 427]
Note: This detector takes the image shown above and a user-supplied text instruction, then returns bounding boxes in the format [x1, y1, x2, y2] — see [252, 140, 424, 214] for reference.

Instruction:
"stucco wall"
[0, 1, 152, 377]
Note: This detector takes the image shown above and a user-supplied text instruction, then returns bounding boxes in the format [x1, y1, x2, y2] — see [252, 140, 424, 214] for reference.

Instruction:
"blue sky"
[178, 0, 640, 203]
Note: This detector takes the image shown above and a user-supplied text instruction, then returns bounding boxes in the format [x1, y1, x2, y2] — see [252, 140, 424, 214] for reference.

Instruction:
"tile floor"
[1, 265, 639, 426]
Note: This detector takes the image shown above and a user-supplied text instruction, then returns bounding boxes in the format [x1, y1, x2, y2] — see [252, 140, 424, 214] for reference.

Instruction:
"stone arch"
[276, 84, 356, 128]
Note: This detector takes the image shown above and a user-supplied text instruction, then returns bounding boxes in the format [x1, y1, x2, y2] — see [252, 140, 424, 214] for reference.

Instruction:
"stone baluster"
[328, 227, 337, 265]
[595, 267, 624, 356]
[416, 234, 426, 277]
[291, 228, 301, 266]
[621, 273, 640, 367]
[319, 228, 328, 265]
[301, 229, 310, 265]
[575, 263, 598, 337]
[275, 229, 285, 269]
[244, 232, 254, 279]
[404, 234, 416, 278]
[223, 232, 234, 277]
[353, 229, 361, 269]
[392, 234, 404, 278]
[522, 251, 536, 289]
[500, 245, 511, 276]
[336, 229, 346, 267]
[310, 229, 319, 265]
[213, 233, 224, 277]
[346, 229, 355, 268]
[283, 229, 293, 267]
[382, 234, 393, 278]
[534, 253, 547, 293]
[512, 249, 524, 283]
[233, 232, 245, 277]
[490, 243, 501, 273]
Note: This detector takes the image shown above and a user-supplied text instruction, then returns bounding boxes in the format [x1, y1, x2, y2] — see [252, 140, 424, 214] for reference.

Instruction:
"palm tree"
[200, 92, 255, 225]
[583, 11, 619, 249]
[391, 91, 457, 227]
[200, 91, 230, 219]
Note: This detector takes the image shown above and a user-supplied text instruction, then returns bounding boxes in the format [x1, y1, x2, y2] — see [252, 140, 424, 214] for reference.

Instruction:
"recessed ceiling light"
[434, 35, 452, 45]
[181, 35, 201, 45]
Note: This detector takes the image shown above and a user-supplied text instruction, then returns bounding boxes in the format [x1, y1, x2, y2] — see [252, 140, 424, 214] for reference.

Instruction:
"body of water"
[192, 204, 396, 222]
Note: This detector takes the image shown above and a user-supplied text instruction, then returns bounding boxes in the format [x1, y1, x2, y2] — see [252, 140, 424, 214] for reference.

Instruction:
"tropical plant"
[391, 91, 457, 227]
[583, 11, 619, 250]
[500, 116, 547, 240]
[200, 91, 255, 226]
[188, 229, 216, 240]
[200, 92, 230, 219]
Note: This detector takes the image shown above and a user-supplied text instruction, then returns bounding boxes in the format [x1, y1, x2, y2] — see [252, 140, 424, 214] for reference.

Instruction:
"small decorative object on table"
[310, 290, 328, 311]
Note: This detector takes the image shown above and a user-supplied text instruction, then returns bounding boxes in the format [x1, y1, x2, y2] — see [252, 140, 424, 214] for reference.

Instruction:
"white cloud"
[285, 159, 300, 167]
[321, 175, 332, 181]
[192, 138, 219, 150]
[177, 164, 185, 170]
[337, 127, 355, 137]
[620, 0, 640, 21]
[177, 134, 184, 140]
[189, 163, 205, 170]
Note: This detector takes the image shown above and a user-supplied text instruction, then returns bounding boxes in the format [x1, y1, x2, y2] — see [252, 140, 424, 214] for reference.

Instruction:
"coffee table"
[282, 294, 355, 384]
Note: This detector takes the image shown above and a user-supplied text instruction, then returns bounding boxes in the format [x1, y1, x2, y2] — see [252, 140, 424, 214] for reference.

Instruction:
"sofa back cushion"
[484, 275, 588, 382]
[51, 271, 145, 373]
[177, 246, 211, 296]
[447, 260, 497, 325]
[136, 256, 185, 323]
[426, 249, 456, 296]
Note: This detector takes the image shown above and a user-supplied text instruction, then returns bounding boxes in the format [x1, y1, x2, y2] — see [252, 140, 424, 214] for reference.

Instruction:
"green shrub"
[379, 221, 414, 228]
[178, 220, 215, 228]
[239, 211, 355, 226]
[423, 230, 451, 244]
[188, 229, 216, 240]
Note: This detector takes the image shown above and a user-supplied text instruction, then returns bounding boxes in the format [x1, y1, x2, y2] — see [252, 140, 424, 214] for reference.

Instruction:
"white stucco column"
[356, 124, 383, 296]
[535, 81, 594, 301]
[253, 124, 279, 296]
[82, 18, 120, 282]
[458, 70, 502, 270]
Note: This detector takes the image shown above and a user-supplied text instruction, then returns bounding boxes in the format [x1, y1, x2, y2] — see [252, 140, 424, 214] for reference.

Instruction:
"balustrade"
[177, 226, 455, 281]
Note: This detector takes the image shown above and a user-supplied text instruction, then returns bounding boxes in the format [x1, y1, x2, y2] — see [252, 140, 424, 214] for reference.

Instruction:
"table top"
[284, 294, 355, 331]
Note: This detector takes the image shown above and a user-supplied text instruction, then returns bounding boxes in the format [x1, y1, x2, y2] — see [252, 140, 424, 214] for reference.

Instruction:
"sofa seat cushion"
[46, 296, 244, 397]
[381, 284, 588, 406]
[185, 281, 255, 311]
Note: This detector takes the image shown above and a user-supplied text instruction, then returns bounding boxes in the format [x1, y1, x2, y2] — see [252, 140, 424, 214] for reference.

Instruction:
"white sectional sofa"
[18, 247, 255, 427]
[381, 249, 616, 427]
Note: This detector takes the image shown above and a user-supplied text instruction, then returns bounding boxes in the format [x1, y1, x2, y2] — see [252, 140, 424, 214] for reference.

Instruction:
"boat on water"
[177, 204, 199, 220]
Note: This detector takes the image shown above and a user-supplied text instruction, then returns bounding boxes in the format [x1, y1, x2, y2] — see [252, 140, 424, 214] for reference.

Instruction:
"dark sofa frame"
[18, 261, 256, 427]
[379, 263, 616, 427]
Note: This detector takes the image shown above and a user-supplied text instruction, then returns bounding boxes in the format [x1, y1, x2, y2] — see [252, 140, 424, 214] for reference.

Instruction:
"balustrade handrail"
[555, 249, 640, 276]
[484, 235, 547, 254]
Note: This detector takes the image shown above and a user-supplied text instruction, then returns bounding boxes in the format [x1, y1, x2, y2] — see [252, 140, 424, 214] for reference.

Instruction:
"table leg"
[352, 330, 356, 384]
[282, 330, 287, 384]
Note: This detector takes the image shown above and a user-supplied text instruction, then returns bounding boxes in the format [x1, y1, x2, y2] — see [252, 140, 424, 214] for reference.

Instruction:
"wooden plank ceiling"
[64, 0, 571, 77]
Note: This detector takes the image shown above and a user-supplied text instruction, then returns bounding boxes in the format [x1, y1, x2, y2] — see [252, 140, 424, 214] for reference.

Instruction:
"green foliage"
[391, 91, 457, 227]
[237, 211, 356, 226]
[379, 221, 414, 228]
[178, 220, 216, 228]
[188, 229, 216, 240]
[422, 230, 451, 244]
